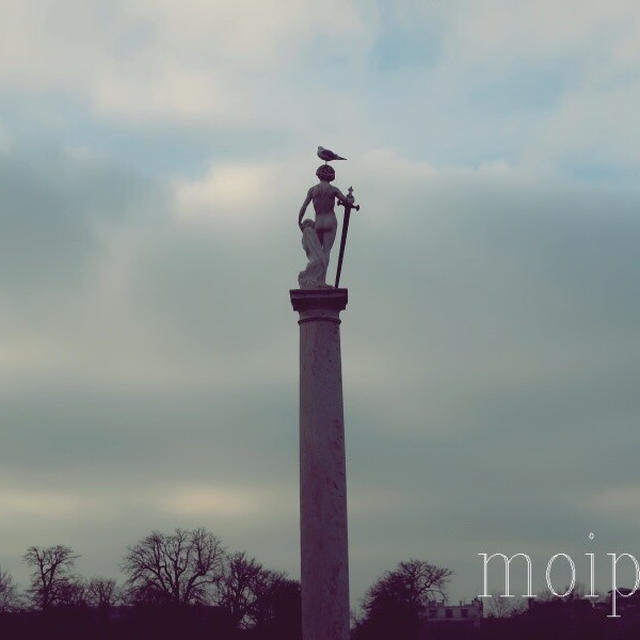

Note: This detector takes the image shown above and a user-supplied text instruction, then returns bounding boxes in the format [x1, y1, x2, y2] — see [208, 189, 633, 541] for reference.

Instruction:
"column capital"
[289, 288, 348, 313]
[290, 288, 348, 325]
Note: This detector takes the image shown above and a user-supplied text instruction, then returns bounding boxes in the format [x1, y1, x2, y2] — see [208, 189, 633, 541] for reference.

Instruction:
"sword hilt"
[342, 186, 359, 211]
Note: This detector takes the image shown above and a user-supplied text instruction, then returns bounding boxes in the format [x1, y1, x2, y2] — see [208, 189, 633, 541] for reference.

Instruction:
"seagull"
[317, 146, 346, 163]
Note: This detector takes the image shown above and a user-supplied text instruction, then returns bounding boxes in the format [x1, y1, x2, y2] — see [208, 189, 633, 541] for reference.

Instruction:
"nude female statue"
[298, 164, 352, 270]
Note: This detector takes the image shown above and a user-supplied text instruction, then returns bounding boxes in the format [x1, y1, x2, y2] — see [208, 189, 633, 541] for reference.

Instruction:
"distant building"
[423, 598, 483, 630]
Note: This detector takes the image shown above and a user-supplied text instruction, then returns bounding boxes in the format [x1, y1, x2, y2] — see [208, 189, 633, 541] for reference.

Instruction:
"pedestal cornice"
[290, 288, 348, 325]
[290, 287, 348, 313]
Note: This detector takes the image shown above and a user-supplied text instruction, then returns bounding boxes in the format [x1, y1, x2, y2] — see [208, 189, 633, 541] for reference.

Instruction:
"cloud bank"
[1, 0, 639, 605]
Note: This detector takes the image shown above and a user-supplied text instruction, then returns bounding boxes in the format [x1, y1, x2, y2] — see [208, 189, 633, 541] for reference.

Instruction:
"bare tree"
[250, 570, 295, 630]
[363, 559, 453, 614]
[86, 577, 119, 610]
[57, 578, 88, 608]
[0, 567, 20, 612]
[217, 551, 291, 629]
[217, 551, 264, 628]
[357, 559, 453, 639]
[23, 545, 79, 610]
[123, 528, 225, 605]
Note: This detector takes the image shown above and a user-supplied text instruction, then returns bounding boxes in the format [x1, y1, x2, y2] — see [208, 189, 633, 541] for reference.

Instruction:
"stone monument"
[291, 148, 359, 640]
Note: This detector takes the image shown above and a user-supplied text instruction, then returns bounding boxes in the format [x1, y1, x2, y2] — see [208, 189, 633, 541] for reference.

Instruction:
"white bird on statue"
[317, 146, 346, 163]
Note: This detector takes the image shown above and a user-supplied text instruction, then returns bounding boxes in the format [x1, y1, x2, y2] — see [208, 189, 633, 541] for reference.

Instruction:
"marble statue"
[297, 164, 356, 289]
[291, 149, 358, 640]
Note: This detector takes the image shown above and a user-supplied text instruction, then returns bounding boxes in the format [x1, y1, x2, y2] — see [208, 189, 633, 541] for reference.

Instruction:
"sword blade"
[334, 208, 351, 288]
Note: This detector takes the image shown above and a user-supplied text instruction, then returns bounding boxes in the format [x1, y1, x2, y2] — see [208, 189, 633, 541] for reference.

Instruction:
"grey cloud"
[0, 149, 160, 294]
[0, 142, 639, 607]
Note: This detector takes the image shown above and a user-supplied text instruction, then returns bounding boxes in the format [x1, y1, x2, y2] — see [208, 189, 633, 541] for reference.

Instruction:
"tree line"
[0, 526, 454, 639]
[0, 527, 302, 638]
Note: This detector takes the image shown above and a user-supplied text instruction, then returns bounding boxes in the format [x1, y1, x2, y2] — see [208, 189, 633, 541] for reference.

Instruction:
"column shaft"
[291, 288, 349, 640]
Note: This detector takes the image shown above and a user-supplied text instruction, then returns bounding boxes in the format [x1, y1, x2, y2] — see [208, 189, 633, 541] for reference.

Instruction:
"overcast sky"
[1, 0, 640, 607]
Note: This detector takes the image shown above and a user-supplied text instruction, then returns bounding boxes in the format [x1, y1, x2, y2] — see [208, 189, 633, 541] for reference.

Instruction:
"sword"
[334, 186, 359, 288]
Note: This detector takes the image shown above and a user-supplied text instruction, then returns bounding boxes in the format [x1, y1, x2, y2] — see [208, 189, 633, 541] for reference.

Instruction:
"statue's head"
[316, 164, 335, 182]
[300, 218, 315, 230]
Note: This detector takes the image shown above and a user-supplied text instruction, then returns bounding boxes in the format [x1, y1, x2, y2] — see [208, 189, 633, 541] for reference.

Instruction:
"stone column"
[290, 287, 350, 640]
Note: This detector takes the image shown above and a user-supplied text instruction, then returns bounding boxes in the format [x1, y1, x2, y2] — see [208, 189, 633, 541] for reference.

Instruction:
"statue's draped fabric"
[298, 222, 329, 289]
